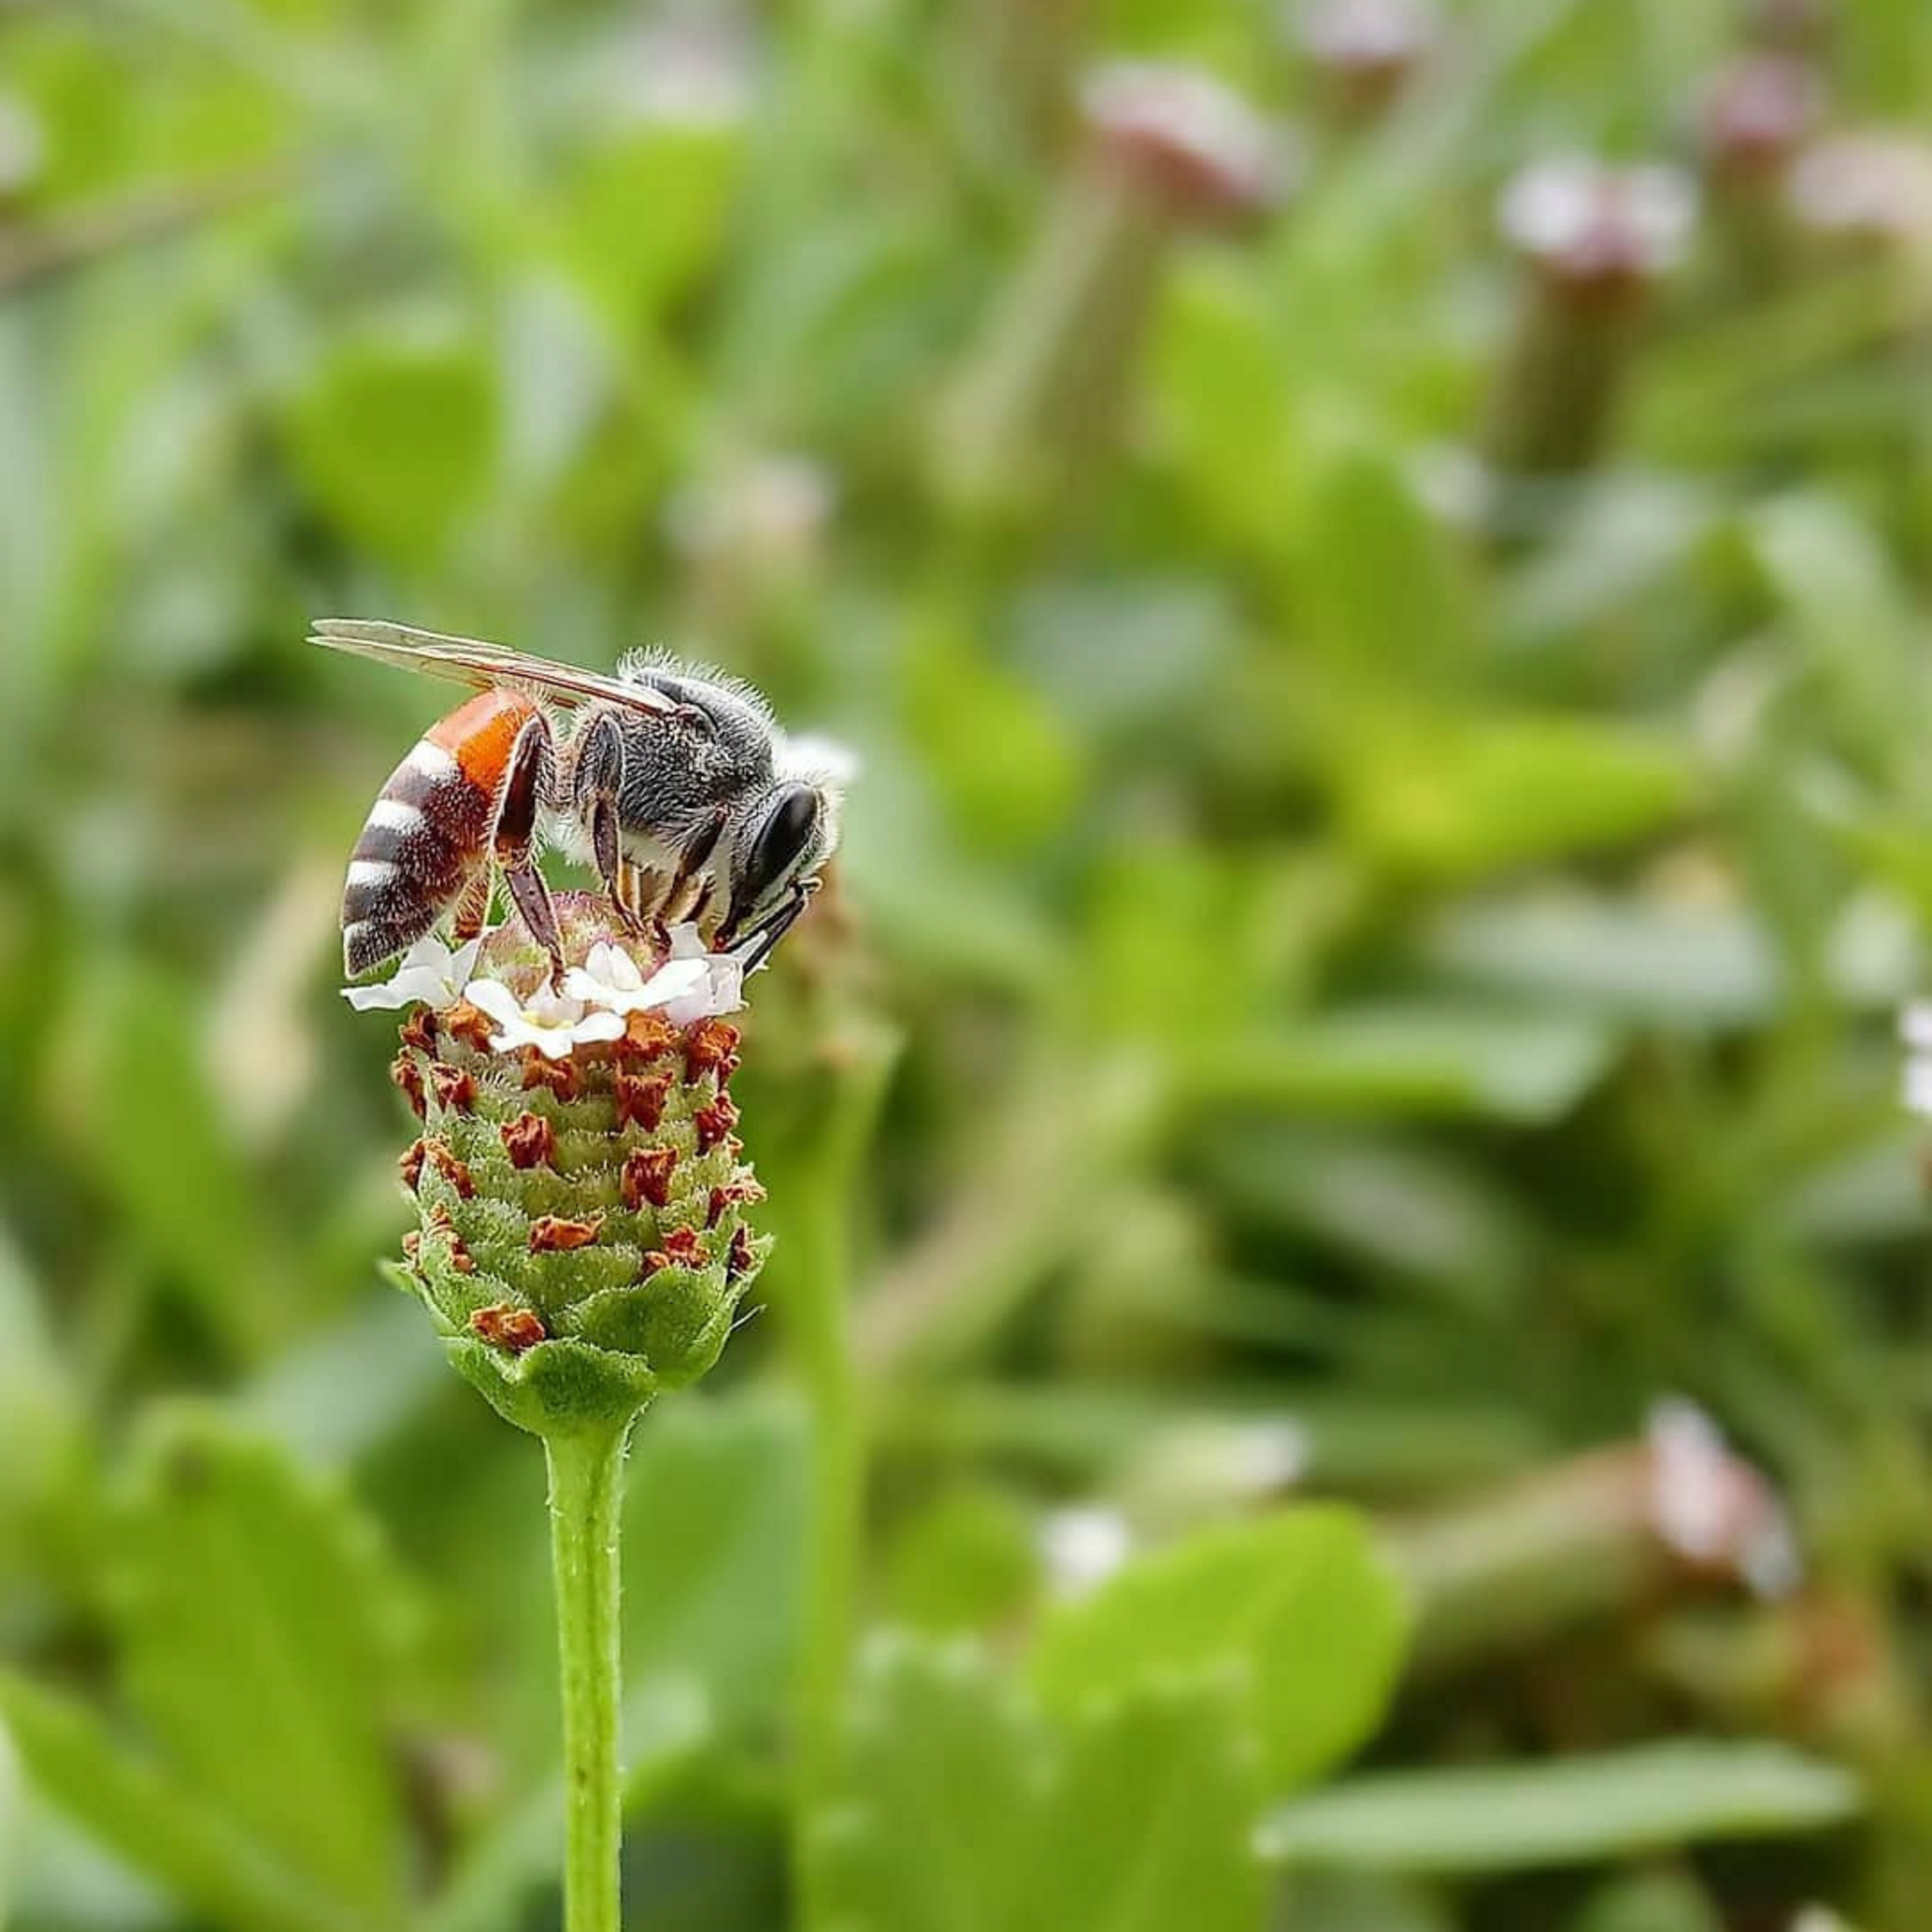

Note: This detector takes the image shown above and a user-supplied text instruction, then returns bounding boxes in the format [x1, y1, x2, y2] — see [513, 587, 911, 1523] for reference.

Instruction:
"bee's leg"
[662, 809, 727, 927]
[449, 865, 494, 945]
[574, 711, 647, 935]
[496, 716, 567, 989]
[736, 876, 818, 976]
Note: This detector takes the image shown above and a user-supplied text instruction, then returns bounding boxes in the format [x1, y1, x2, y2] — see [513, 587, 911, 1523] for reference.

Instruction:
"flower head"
[1080, 61, 1289, 227]
[1499, 157, 1697, 300]
[1788, 132, 1932, 246]
[355, 894, 771, 1437]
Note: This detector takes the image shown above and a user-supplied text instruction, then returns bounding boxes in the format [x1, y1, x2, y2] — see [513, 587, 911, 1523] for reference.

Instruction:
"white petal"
[462, 980, 525, 1028]
[569, 1010, 628, 1047]
[342, 980, 413, 1012]
[1905, 1057, 1932, 1118]
[525, 983, 590, 1028]
[634, 956, 710, 1006]
[586, 942, 646, 994]
[1901, 1003, 1932, 1049]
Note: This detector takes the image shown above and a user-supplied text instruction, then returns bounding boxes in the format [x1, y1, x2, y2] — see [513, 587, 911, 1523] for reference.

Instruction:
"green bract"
[383, 907, 768, 1439]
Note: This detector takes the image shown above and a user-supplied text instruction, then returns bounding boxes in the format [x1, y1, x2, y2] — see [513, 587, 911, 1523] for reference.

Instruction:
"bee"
[313, 619, 842, 987]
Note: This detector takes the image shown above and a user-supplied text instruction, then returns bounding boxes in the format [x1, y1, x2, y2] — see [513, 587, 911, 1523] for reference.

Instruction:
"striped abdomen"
[342, 688, 545, 976]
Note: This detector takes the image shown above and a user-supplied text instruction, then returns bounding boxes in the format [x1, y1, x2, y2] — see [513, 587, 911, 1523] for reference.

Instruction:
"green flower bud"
[366, 897, 769, 1439]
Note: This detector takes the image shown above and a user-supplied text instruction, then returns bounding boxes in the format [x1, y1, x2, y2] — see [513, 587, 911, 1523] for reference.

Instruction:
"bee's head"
[717, 779, 838, 949]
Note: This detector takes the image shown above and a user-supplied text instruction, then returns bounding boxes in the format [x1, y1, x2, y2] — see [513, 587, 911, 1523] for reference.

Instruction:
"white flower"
[665, 924, 746, 1024]
[1648, 1399, 1800, 1599]
[1498, 157, 1696, 272]
[562, 940, 706, 1014]
[1038, 1506, 1134, 1599]
[342, 932, 485, 1012]
[1901, 1003, 1932, 1117]
[461, 979, 627, 1061]
[561, 929, 745, 1029]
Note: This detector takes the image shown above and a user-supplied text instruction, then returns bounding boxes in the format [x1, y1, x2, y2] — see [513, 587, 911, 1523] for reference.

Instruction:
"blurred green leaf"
[883, 1484, 1041, 1635]
[806, 1636, 1041, 1932]
[1571, 1870, 1723, 1932]
[1422, 891, 1780, 1028]
[1189, 1006, 1617, 1124]
[82, 966, 281, 1355]
[807, 1635, 1267, 1932]
[899, 621, 1085, 853]
[284, 325, 497, 562]
[1259, 1743, 1861, 1873]
[0, 1714, 17, 1929]
[1031, 1507, 1409, 1792]
[1020, 1687, 1265, 1932]
[1292, 440, 1474, 690]
[1344, 714, 1695, 880]
[621, 1394, 810, 1730]
[0, 1673, 356, 1932]
[555, 124, 743, 324]
[0, 1225, 81, 1545]
[109, 1409, 413, 1926]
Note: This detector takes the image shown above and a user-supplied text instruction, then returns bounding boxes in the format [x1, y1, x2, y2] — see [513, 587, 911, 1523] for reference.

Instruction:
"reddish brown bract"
[622, 1147, 678, 1211]
[684, 1020, 742, 1084]
[500, 1112, 556, 1170]
[390, 1052, 428, 1119]
[642, 1225, 706, 1276]
[523, 1050, 582, 1100]
[425, 1141, 476, 1199]
[694, 1093, 740, 1152]
[429, 1064, 477, 1114]
[614, 1072, 669, 1133]
[727, 1225, 756, 1280]
[620, 1013, 680, 1064]
[442, 1001, 497, 1053]
[530, 1212, 605, 1253]
[400, 1139, 429, 1193]
[399, 1007, 440, 1054]
[470, 1303, 548, 1354]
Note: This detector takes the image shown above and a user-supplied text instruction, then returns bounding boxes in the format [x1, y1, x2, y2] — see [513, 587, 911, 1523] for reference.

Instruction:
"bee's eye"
[748, 785, 820, 897]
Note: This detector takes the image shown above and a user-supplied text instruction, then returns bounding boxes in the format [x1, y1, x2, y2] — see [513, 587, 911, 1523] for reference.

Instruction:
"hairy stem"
[546, 1421, 633, 1932]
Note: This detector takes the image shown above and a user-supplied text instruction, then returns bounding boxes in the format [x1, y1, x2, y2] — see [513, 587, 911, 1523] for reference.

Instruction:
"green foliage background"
[1, 0, 1929, 1926]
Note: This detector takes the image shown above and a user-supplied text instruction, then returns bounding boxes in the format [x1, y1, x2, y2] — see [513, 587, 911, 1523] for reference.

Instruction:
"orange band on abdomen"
[427, 688, 544, 795]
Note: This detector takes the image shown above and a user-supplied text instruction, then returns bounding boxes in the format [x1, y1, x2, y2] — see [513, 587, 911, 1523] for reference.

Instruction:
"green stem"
[546, 1421, 633, 1932]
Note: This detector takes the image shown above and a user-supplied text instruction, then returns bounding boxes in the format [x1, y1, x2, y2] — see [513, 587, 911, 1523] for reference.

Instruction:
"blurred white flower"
[342, 932, 485, 1012]
[665, 453, 836, 564]
[1788, 132, 1932, 242]
[781, 731, 862, 789]
[1901, 1003, 1932, 1116]
[1039, 1506, 1133, 1597]
[1081, 61, 1290, 221]
[1648, 1398, 1800, 1599]
[462, 979, 626, 1061]
[1499, 157, 1697, 276]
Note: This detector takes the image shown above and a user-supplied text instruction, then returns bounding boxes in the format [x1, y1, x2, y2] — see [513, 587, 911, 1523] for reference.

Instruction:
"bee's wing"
[309, 618, 681, 717]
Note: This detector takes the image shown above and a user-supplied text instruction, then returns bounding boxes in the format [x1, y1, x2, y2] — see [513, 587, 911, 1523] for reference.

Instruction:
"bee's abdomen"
[342, 689, 541, 976]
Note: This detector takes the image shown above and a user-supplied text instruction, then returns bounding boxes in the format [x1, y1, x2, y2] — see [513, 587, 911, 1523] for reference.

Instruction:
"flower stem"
[545, 1420, 633, 1932]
